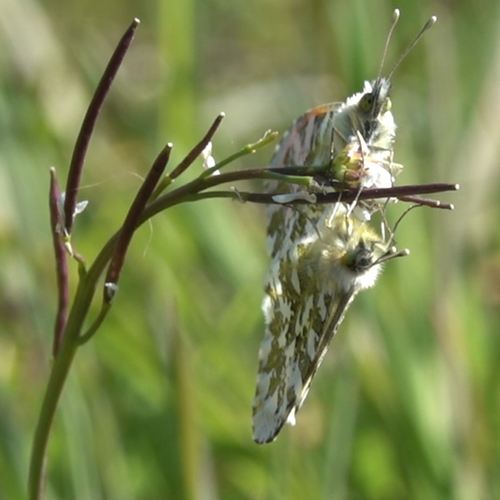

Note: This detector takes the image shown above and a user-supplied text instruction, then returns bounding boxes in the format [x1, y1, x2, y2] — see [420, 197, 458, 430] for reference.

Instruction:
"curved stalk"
[28, 274, 100, 499]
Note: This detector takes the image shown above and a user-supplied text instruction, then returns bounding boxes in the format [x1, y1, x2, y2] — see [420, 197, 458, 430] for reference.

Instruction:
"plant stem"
[28, 251, 113, 499]
[63, 18, 140, 236]
[49, 168, 69, 356]
[29, 335, 78, 500]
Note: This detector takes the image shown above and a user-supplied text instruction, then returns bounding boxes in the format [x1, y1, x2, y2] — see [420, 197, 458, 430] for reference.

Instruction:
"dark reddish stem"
[177, 186, 456, 210]
[48, 168, 69, 357]
[63, 18, 140, 237]
[168, 113, 225, 180]
[104, 143, 173, 303]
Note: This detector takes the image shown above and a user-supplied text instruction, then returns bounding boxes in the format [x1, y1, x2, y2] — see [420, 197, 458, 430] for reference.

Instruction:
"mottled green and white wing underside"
[252, 12, 433, 443]
[253, 80, 396, 443]
[253, 228, 359, 444]
[266, 104, 341, 259]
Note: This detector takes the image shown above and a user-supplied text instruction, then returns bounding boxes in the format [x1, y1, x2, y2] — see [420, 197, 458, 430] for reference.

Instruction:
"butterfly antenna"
[377, 9, 401, 79]
[378, 203, 422, 263]
[391, 203, 422, 238]
[387, 14, 437, 81]
[378, 246, 410, 265]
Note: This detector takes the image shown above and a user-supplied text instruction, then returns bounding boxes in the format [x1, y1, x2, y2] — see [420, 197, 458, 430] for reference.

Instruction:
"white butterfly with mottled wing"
[253, 10, 435, 444]
[255, 206, 404, 443]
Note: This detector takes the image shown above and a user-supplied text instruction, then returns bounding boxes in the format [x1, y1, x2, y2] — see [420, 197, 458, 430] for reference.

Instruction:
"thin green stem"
[28, 274, 100, 499]
[29, 226, 122, 500]
[78, 303, 111, 344]
[198, 130, 279, 178]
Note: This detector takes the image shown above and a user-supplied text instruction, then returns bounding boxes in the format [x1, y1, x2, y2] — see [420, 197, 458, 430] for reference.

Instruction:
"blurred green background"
[1, 0, 499, 498]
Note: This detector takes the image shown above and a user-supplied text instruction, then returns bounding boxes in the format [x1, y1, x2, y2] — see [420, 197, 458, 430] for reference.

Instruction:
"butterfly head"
[358, 77, 392, 138]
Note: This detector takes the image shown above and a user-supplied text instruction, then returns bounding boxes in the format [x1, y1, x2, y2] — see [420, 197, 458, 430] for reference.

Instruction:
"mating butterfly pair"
[252, 10, 437, 444]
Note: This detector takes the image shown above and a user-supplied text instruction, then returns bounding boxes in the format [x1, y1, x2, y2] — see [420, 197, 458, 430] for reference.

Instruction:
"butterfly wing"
[254, 103, 351, 444]
[266, 103, 341, 259]
[253, 228, 359, 444]
[253, 95, 391, 443]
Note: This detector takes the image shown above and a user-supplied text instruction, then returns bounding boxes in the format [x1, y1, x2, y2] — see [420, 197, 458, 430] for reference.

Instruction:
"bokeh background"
[1, 0, 499, 498]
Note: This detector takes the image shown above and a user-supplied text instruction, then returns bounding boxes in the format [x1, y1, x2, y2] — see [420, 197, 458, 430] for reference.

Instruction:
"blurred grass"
[1, 0, 499, 499]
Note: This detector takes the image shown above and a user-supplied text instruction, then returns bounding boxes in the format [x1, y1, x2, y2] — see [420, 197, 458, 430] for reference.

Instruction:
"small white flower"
[74, 200, 89, 215]
[201, 142, 220, 175]
[361, 160, 394, 189]
[104, 282, 119, 303]
[56, 192, 89, 233]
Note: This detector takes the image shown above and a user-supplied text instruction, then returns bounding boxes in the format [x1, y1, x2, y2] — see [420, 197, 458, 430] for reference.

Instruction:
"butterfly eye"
[343, 245, 374, 272]
[359, 93, 375, 113]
